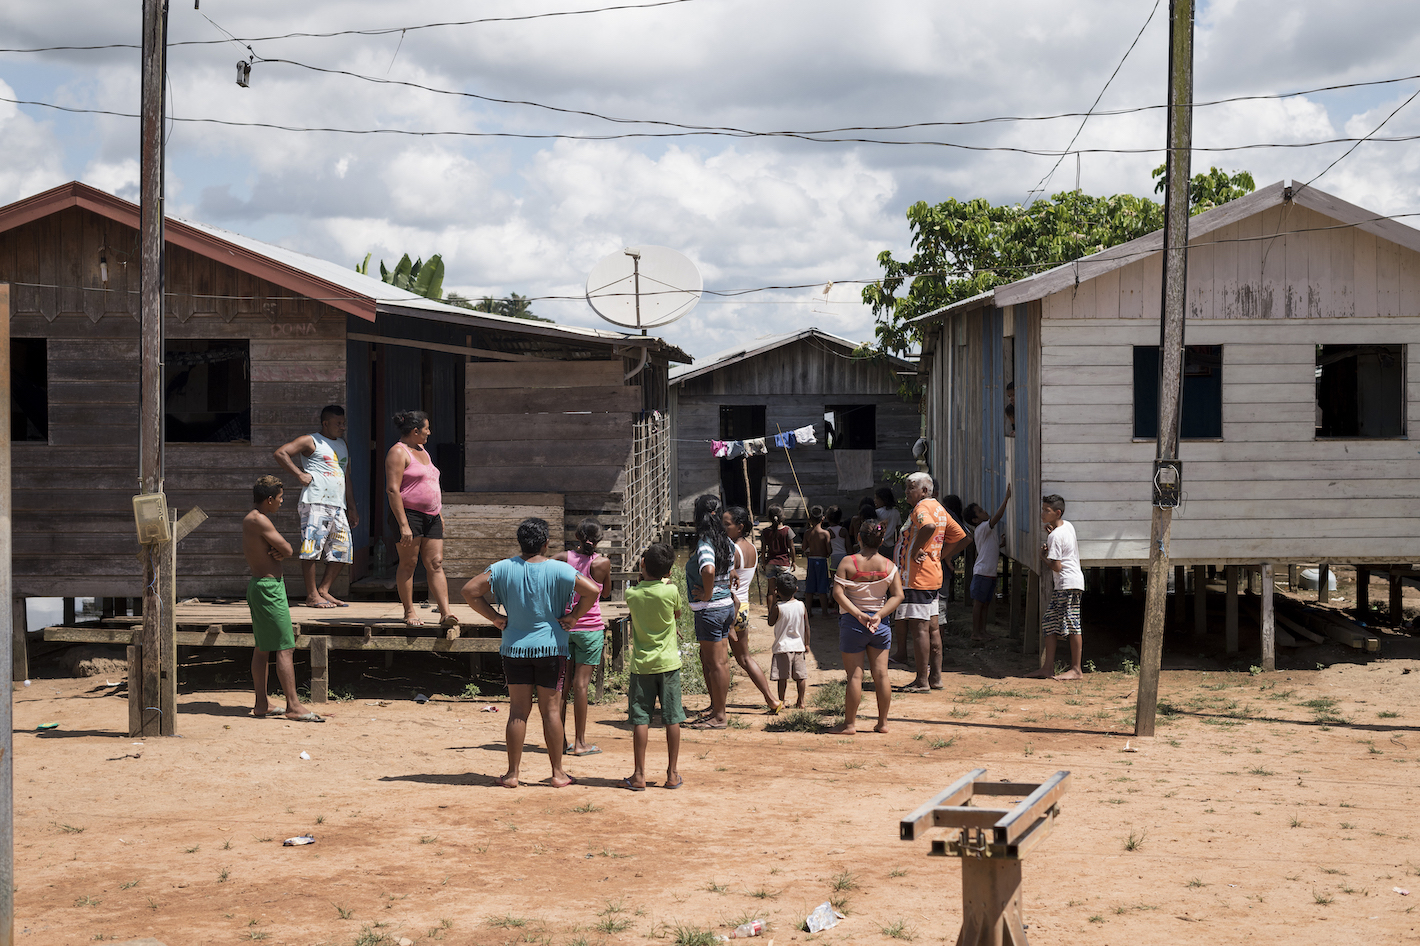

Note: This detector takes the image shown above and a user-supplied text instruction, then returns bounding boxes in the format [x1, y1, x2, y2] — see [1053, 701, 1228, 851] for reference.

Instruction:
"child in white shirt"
[1027, 493, 1085, 680]
[766, 571, 809, 708]
[965, 484, 1011, 643]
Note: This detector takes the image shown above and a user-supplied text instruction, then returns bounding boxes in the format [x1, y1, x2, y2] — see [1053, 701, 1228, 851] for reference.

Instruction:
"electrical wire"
[1295, 83, 1420, 197]
[0, 0, 708, 52]
[1025, 0, 1162, 204]
[8, 93, 1420, 153]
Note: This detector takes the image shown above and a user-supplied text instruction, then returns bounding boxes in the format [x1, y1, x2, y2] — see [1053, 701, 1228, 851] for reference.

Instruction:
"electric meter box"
[133, 492, 172, 545]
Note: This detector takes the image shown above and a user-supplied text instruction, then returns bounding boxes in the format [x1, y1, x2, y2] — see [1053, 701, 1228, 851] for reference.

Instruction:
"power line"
[1024, 0, 1162, 205]
[8, 93, 1420, 154]
[0, 0, 707, 52]
[1295, 83, 1420, 197]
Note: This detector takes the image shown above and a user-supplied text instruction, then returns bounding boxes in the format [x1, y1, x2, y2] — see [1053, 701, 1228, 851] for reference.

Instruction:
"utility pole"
[136, 0, 172, 738]
[1135, 0, 1194, 737]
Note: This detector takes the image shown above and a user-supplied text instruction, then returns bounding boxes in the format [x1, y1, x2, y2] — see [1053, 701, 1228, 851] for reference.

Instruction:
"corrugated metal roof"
[669, 327, 910, 384]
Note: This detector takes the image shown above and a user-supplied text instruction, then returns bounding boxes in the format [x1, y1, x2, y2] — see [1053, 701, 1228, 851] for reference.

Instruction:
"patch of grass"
[56, 822, 85, 834]
[1247, 766, 1275, 776]
[1289, 815, 1304, 828]
[812, 680, 847, 712]
[670, 923, 718, 946]
[830, 870, 860, 892]
[1340, 822, 1355, 830]
[1378, 710, 1400, 718]
[844, 760, 865, 770]
[748, 888, 777, 900]
[765, 709, 820, 733]
[183, 845, 200, 854]
[119, 880, 139, 890]
[1312, 891, 1334, 905]
[334, 903, 354, 919]
[829, 894, 851, 914]
[352, 928, 392, 946]
[486, 914, 529, 929]
[1186, 878, 1206, 888]
[957, 684, 1029, 703]
[725, 715, 750, 730]
[880, 919, 915, 940]
[594, 917, 631, 934]
[420, 835, 438, 844]
[888, 866, 908, 878]
[254, 836, 273, 843]
[218, 867, 230, 883]
[911, 732, 925, 741]
[74, 895, 102, 907]
[571, 801, 602, 813]
[706, 880, 728, 894]
[1123, 829, 1146, 852]
[928, 735, 956, 750]
[1088, 915, 1104, 924]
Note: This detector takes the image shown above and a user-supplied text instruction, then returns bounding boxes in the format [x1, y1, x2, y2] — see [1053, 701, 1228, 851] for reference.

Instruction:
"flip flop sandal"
[664, 776, 684, 790]
[621, 777, 646, 792]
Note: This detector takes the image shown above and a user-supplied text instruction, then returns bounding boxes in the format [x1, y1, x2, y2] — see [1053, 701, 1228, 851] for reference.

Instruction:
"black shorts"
[502, 655, 566, 691]
[390, 508, 444, 539]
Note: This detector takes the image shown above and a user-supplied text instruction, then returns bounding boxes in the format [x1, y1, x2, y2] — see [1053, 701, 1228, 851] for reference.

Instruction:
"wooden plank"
[1377, 235, 1399, 318]
[346, 331, 550, 364]
[1328, 211, 1354, 318]
[993, 770, 1071, 845]
[466, 360, 622, 389]
[12, 597, 28, 682]
[899, 768, 987, 840]
[1260, 563, 1275, 671]
[1187, 231, 1214, 321]
[476, 413, 632, 442]
[469, 385, 641, 415]
[1193, 564, 1208, 639]
[43, 626, 506, 652]
[1353, 228, 1378, 317]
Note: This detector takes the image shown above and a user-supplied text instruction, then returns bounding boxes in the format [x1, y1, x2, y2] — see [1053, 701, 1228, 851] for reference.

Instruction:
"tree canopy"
[356, 252, 444, 300]
[446, 291, 551, 323]
[863, 166, 1256, 358]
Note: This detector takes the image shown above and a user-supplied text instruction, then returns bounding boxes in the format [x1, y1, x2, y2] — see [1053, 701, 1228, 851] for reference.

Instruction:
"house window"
[165, 340, 251, 443]
[824, 404, 876, 450]
[11, 338, 47, 442]
[1133, 345, 1223, 440]
[1316, 344, 1405, 438]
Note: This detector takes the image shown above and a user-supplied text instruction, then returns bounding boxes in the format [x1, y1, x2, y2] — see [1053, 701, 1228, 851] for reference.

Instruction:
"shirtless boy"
[242, 475, 322, 722]
[802, 505, 834, 616]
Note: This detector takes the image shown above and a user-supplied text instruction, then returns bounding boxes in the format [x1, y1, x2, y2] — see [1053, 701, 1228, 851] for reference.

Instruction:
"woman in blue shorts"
[688, 494, 737, 730]
[831, 520, 903, 734]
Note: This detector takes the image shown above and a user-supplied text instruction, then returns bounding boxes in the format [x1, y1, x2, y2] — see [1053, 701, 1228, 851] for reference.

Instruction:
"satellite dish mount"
[586, 245, 701, 334]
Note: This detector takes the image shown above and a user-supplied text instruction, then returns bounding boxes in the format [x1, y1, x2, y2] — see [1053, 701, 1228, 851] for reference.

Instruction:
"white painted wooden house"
[916, 180, 1420, 583]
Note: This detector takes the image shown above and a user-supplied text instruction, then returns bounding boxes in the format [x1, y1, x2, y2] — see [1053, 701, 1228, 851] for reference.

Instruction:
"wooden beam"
[11, 598, 27, 682]
[1023, 570, 1041, 656]
[1275, 612, 1325, 645]
[309, 635, 329, 704]
[173, 506, 208, 544]
[1192, 564, 1208, 639]
[43, 626, 503, 653]
[1173, 565, 1186, 622]
[347, 332, 553, 364]
[1260, 563, 1275, 672]
[159, 514, 176, 735]
[127, 644, 142, 736]
[1355, 565, 1370, 619]
[1390, 567, 1404, 625]
[1318, 564, 1330, 604]
[1224, 565, 1239, 654]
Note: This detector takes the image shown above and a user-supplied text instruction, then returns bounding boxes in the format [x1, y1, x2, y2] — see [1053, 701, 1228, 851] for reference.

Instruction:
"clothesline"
[711, 424, 818, 458]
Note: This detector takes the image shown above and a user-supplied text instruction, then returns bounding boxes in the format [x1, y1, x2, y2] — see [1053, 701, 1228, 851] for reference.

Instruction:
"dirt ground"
[14, 586, 1420, 946]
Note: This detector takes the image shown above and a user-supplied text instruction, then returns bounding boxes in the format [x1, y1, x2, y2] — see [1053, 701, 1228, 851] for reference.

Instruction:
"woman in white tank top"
[722, 505, 786, 714]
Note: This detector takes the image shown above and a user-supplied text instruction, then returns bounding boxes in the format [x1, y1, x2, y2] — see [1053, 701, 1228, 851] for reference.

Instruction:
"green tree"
[448, 291, 550, 323]
[356, 252, 445, 300]
[863, 167, 1255, 358]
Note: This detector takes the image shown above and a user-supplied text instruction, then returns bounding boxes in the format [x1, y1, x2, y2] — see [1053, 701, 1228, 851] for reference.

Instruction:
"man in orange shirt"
[896, 472, 970, 692]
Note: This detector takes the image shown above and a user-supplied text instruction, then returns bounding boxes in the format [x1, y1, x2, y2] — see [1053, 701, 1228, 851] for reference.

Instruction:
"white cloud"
[0, 79, 66, 204]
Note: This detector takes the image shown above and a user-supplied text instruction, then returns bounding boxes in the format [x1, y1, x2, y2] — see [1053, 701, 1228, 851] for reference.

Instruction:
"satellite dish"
[586, 245, 702, 332]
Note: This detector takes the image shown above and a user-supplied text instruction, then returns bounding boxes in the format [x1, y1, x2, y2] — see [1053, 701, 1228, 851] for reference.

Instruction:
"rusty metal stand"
[900, 769, 1070, 946]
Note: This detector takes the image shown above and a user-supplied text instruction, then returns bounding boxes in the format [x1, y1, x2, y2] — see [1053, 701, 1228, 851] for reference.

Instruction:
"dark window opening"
[1316, 344, 1405, 438]
[11, 338, 47, 442]
[824, 404, 876, 450]
[1003, 334, 1016, 438]
[1133, 345, 1223, 440]
[165, 340, 251, 443]
[719, 404, 765, 511]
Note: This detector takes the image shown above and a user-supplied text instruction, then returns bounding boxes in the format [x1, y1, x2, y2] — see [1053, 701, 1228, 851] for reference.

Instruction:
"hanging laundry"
[792, 424, 817, 445]
[743, 437, 768, 456]
[773, 431, 795, 449]
[725, 441, 746, 459]
[712, 440, 729, 458]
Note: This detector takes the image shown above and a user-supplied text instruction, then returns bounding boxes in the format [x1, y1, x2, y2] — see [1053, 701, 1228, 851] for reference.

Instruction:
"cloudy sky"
[3, 0, 1419, 357]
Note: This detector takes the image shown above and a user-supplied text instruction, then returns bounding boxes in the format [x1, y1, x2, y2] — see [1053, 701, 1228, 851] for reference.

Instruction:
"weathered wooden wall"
[1042, 204, 1420, 322]
[1039, 318, 1420, 565]
[440, 493, 564, 589]
[672, 337, 918, 522]
[0, 207, 349, 598]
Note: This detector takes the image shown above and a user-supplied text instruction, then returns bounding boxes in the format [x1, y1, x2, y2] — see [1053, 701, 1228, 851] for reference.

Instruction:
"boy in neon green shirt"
[622, 542, 684, 790]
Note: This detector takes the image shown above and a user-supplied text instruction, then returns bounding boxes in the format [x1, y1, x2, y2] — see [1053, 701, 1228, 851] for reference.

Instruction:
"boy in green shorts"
[622, 542, 684, 791]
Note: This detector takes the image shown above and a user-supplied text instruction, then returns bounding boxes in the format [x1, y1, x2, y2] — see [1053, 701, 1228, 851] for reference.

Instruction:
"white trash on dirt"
[282, 835, 315, 846]
[805, 902, 843, 933]
[298, 751, 311, 760]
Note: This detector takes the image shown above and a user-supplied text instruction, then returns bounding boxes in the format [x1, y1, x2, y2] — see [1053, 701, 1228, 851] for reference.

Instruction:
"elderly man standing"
[273, 405, 359, 609]
[896, 471, 969, 692]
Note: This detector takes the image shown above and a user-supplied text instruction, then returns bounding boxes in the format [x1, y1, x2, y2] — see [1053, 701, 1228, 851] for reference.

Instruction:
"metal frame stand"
[900, 769, 1070, 946]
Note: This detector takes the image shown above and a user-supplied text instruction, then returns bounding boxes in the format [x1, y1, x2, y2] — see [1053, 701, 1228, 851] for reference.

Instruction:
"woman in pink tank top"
[552, 519, 611, 756]
[384, 410, 457, 629]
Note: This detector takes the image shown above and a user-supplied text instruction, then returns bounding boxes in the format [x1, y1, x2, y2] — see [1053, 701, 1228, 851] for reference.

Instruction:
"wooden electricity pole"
[135, 0, 173, 738]
[1135, 0, 1194, 738]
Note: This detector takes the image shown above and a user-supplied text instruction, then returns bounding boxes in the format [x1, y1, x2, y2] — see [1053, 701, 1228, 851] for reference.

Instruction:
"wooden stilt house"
[0, 181, 686, 610]
[669, 328, 918, 523]
[914, 180, 1420, 654]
